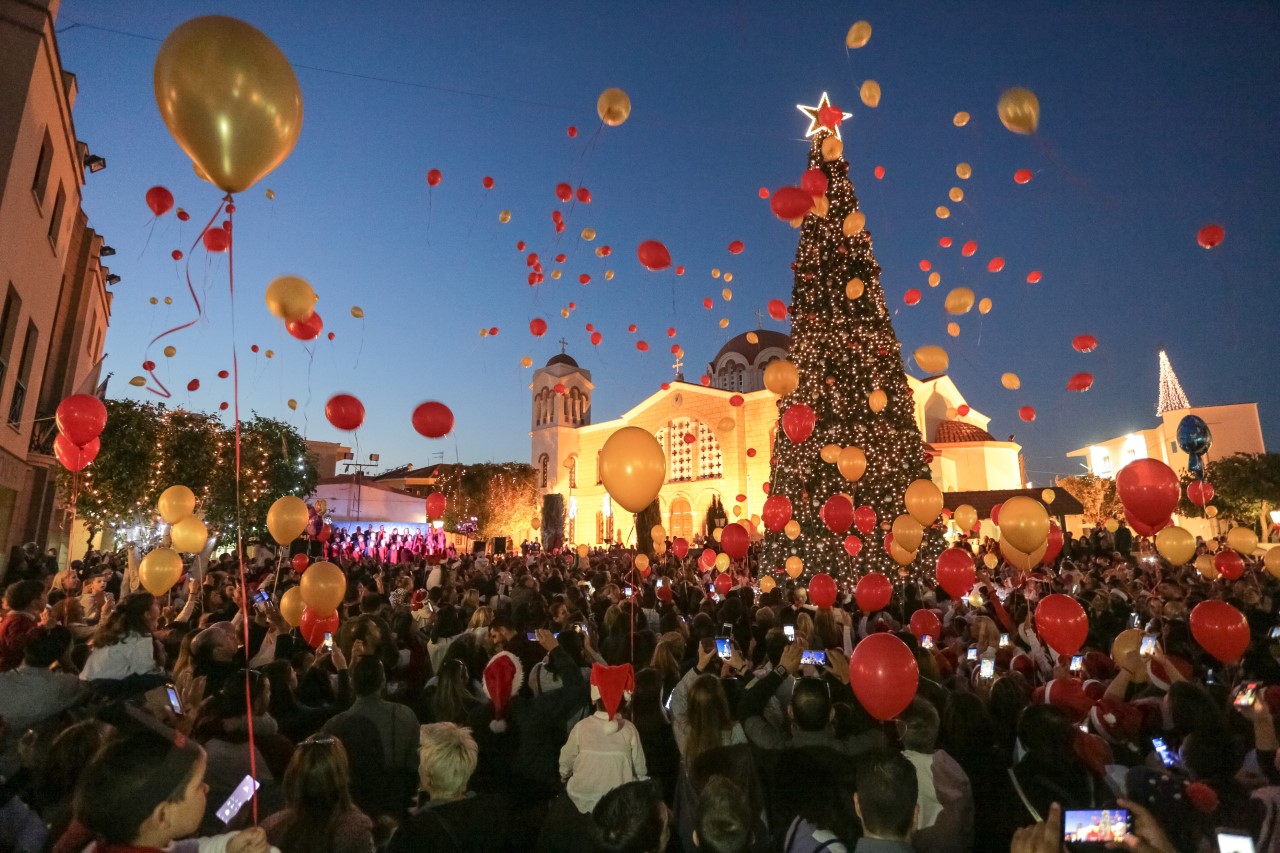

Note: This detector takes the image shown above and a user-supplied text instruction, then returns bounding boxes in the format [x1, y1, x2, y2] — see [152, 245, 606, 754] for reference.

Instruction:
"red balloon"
[576, 187, 591, 204]
[291, 553, 309, 573]
[176, 209, 190, 221]
[300, 609, 340, 649]
[1026, 271, 1043, 284]
[781, 404, 816, 444]
[171, 250, 183, 261]
[809, 573, 837, 608]
[56, 394, 107, 447]
[699, 548, 716, 569]
[286, 311, 323, 341]
[1123, 509, 1166, 538]
[854, 505, 877, 535]
[554, 384, 568, 396]
[1072, 335, 1098, 353]
[54, 433, 98, 472]
[855, 572, 892, 612]
[961, 240, 978, 257]
[720, 523, 749, 559]
[769, 186, 815, 220]
[1013, 169, 1033, 185]
[1187, 480, 1215, 507]
[821, 494, 855, 535]
[186, 379, 200, 392]
[1197, 224, 1225, 249]
[1215, 550, 1245, 581]
[482, 176, 494, 189]
[425, 492, 446, 520]
[672, 537, 689, 559]
[1116, 458, 1180, 530]
[636, 240, 672, 271]
[728, 240, 744, 255]
[874, 165, 885, 180]
[939, 237, 953, 248]
[412, 401, 454, 438]
[1066, 372, 1093, 392]
[767, 299, 788, 321]
[850, 633, 919, 721]
[1190, 600, 1248, 663]
[991, 503, 1003, 526]
[555, 182, 572, 201]
[202, 227, 229, 253]
[567, 126, 577, 138]
[636, 340, 649, 352]
[987, 257, 1005, 273]
[882, 533, 895, 556]
[761, 495, 793, 533]
[324, 394, 365, 431]
[909, 609, 941, 641]
[1019, 406, 1036, 422]
[530, 318, 548, 337]
[957, 404, 970, 416]
[799, 169, 828, 196]
[714, 573, 733, 596]
[1035, 594, 1089, 655]
[145, 186, 174, 216]
[904, 289, 921, 306]
[590, 332, 603, 346]
[427, 169, 442, 187]
[935, 548, 976, 599]
[1042, 521, 1064, 565]
[318, 523, 332, 543]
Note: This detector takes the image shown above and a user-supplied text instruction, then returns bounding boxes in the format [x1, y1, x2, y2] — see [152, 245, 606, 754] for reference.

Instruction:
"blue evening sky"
[57, 1, 1279, 482]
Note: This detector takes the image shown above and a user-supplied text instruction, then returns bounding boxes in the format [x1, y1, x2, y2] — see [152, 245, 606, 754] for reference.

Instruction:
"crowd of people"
[0, 521, 1277, 853]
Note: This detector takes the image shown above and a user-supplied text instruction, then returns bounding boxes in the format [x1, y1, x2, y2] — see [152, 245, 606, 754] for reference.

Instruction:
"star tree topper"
[797, 92, 852, 138]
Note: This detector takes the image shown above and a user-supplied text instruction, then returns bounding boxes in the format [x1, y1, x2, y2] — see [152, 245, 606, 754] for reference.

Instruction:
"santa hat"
[483, 651, 524, 733]
[995, 647, 1014, 671]
[591, 663, 634, 729]
[1083, 651, 1117, 682]
[1009, 652, 1034, 679]
[1146, 655, 1192, 692]
[1089, 697, 1142, 744]
[1042, 677, 1092, 724]
[1082, 678, 1107, 702]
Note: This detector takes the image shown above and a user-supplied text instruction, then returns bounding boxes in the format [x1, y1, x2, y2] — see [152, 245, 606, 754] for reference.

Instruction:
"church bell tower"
[531, 340, 593, 497]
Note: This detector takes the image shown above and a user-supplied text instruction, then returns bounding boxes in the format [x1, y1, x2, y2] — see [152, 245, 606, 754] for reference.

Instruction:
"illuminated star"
[796, 92, 852, 139]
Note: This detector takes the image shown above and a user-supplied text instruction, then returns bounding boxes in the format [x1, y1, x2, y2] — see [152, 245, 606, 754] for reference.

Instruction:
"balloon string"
[226, 195, 259, 824]
[143, 198, 225, 398]
[353, 317, 365, 371]
[137, 217, 158, 261]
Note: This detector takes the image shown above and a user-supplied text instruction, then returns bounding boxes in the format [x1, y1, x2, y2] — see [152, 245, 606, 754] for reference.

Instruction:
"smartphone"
[1140, 634, 1158, 657]
[979, 658, 995, 680]
[624, 585, 633, 597]
[1233, 681, 1262, 710]
[966, 647, 978, 662]
[1062, 808, 1131, 844]
[1070, 654, 1084, 673]
[998, 633, 1011, 649]
[574, 622, 588, 636]
[321, 632, 334, 652]
[526, 632, 539, 641]
[216, 774, 261, 824]
[1127, 612, 1141, 629]
[1217, 830, 1257, 853]
[801, 649, 827, 667]
[921, 634, 935, 650]
[721, 622, 733, 637]
[251, 589, 270, 610]
[783, 625, 796, 644]
[715, 637, 732, 660]
[664, 690, 673, 710]
[1151, 736, 1177, 768]
[165, 683, 183, 715]
[1270, 627, 1280, 641]
[656, 578, 665, 588]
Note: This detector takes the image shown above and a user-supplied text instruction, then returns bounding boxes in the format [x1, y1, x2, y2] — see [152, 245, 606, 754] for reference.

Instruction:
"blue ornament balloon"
[1177, 415, 1212, 457]
[1188, 453, 1205, 479]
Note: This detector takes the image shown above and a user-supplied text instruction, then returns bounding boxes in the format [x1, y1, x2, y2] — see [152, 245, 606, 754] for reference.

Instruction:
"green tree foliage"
[636, 499, 662, 553]
[541, 493, 565, 550]
[434, 463, 538, 543]
[1056, 474, 1122, 526]
[1185, 453, 1280, 532]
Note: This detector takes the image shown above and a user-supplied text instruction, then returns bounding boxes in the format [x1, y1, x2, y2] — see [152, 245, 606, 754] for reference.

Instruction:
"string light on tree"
[1156, 349, 1191, 415]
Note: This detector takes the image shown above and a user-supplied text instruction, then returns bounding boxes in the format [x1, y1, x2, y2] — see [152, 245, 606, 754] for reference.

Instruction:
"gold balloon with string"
[597, 88, 631, 126]
[892, 514, 924, 552]
[890, 542, 917, 567]
[715, 553, 730, 572]
[905, 479, 943, 526]
[998, 87, 1040, 134]
[140, 547, 183, 596]
[953, 111, 970, 127]
[635, 554, 650, 574]
[287, 399, 298, 410]
[279, 587, 304, 627]
[845, 20, 871, 48]
[599, 427, 665, 513]
[944, 288, 974, 315]
[154, 16, 303, 194]
[266, 495, 309, 545]
[837, 446, 867, 482]
[860, 80, 881, 108]
[979, 298, 992, 315]
[130, 376, 147, 387]
[956, 163, 972, 180]
[158, 485, 196, 524]
[982, 553, 999, 570]
[763, 360, 799, 396]
[170, 516, 208, 554]
[947, 322, 960, 337]
[1226, 526, 1259, 555]
[1000, 538, 1046, 572]
[265, 276, 317, 323]
[954, 504, 977, 532]
[1154, 526, 1195, 565]
[1195, 553, 1218, 580]
[914, 346, 949, 374]
[1264, 548, 1280, 579]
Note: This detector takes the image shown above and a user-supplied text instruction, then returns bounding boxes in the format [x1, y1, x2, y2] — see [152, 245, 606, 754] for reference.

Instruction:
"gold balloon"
[954, 504, 978, 532]
[945, 407, 959, 420]
[868, 389, 887, 413]
[599, 427, 666, 513]
[892, 513, 924, 552]
[846, 278, 865, 299]
[577, 544, 590, 558]
[287, 399, 298, 410]
[1206, 506, 1219, 518]
[860, 80, 881, 108]
[597, 88, 631, 126]
[1001, 372, 1021, 390]
[715, 553, 731, 572]
[821, 136, 843, 161]
[154, 16, 302, 194]
[1041, 489, 1055, 505]
[654, 540, 667, 555]
[581, 227, 596, 241]
[521, 356, 533, 368]
[890, 542, 917, 567]
[149, 297, 158, 305]
[170, 516, 208, 554]
[1154, 526, 1196, 565]
[953, 111, 970, 127]
[820, 444, 842, 464]
[784, 520, 802, 540]
[837, 446, 867, 482]
[845, 20, 872, 48]
[300, 561, 346, 617]
[712, 269, 721, 279]
[843, 212, 866, 236]
[1227, 526, 1259, 555]
[498, 210, 511, 223]
[785, 555, 804, 578]
[350, 306, 364, 319]
[1264, 547, 1280, 579]
[718, 417, 735, 432]
[1206, 538, 1219, 552]
[949, 187, 964, 203]
[265, 350, 274, 358]
[265, 188, 276, 201]
[139, 547, 183, 596]
[978, 298, 993, 315]
[724, 273, 733, 283]
[743, 332, 756, 345]
[722, 288, 733, 301]
[944, 288, 975, 315]
[718, 318, 730, 329]
[998, 87, 1040, 135]
[650, 524, 666, 544]
[947, 322, 960, 337]
[712, 528, 723, 543]
[982, 553, 999, 570]
[605, 270, 615, 281]
[265, 275, 318, 323]
[914, 345, 949, 374]
[928, 272, 941, 287]
[999, 496, 1050, 554]
[759, 575, 777, 594]
[158, 485, 196, 524]
[279, 587, 304, 627]
[956, 163, 972, 180]
[266, 495, 309, 545]
[130, 376, 147, 387]
[164, 297, 173, 305]
[1110, 628, 1150, 683]
[1000, 538, 1046, 572]
[764, 359, 800, 396]
[935, 206, 951, 219]
[1195, 553, 1218, 580]
[635, 554, 651, 573]
[1104, 518, 1120, 534]
[905, 479, 943, 526]
[163, 346, 177, 358]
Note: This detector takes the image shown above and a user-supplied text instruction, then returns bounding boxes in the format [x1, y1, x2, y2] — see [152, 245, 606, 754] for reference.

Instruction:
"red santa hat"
[1009, 652, 1035, 679]
[1041, 677, 1092, 724]
[1146, 655, 1192, 693]
[591, 663, 634, 725]
[1089, 697, 1142, 744]
[1082, 679, 1107, 702]
[1083, 651, 1117, 682]
[483, 651, 524, 733]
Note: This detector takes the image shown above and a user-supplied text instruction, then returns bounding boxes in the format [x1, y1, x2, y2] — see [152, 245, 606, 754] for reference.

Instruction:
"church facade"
[531, 331, 1025, 546]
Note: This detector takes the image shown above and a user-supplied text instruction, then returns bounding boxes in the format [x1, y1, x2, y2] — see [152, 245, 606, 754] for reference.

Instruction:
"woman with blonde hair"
[261, 735, 374, 853]
[648, 631, 684, 696]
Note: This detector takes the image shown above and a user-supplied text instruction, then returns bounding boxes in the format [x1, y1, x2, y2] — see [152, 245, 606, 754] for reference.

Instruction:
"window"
[8, 322, 38, 427]
[47, 182, 66, 249]
[697, 420, 723, 480]
[32, 129, 52, 203]
[669, 497, 694, 540]
[595, 450, 603, 485]
[539, 454, 549, 488]
[567, 457, 577, 488]
[0, 287, 20, 397]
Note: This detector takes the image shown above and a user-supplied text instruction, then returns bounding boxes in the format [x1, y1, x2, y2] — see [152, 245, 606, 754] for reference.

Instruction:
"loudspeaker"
[493, 536, 506, 554]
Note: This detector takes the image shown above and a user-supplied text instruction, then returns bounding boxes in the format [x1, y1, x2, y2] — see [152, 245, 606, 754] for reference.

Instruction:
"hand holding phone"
[979, 658, 995, 680]
[1139, 634, 1158, 657]
[920, 634, 935, 651]
[782, 625, 796, 644]
[1062, 808, 1131, 844]
[216, 774, 260, 824]
[1070, 654, 1084, 673]
[1233, 681, 1262, 710]
[800, 649, 827, 667]
[715, 638, 732, 661]
[165, 684, 183, 715]
[1218, 830, 1258, 853]
[998, 633, 1011, 649]
[966, 647, 978, 662]
[321, 632, 334, 652]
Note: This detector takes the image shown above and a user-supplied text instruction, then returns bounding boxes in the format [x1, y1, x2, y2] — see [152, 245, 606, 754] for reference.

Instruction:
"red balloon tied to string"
[425, 492, 446, 520]
[251, 345, 259, 353]
[598, 246, 611, 257]
[412, 401, 454, 438]
[202, 227, 229, 253]
[874, 165, 885, 180]
[1072, 334, 1098, 353]
[171, 249, 183, 261]
[218, 402, 229, 411]
[728, 240, 744, 254]
[821, 494, 855, 534]
[1067, 372, 1093, 392]
[426, 169, 442, 187]
[482, 176, 494, 189]
[800, 169, 828, 196]
[1187, 480, 1215, 506]
[720, 524, 748, 559]
[714, 573, 733, 596]
[1013, 169, 1033, 184]
[781, 403, 816, 443]
[176, 208, 190, 222]
[1197, 224, 1225, 249]
[761, 495, 793, 533]
[516, 240, 525, 251]
[300, 609, 340, 648]
[1018, 406, 1036, 422]
[325, 394, 365, 431]
[1116, 458, 1180, 531]
[767, 299, 788, 321]
[855, 572, 892, 613]
[555, 183, 572, 201]
[576, 187, 592, 204]
[939, 237, 953, 248]
[850, 633, 918, 721]
[769, 186, 814, 220]
[961, 241, 977, 257]
[327, 332, 335, 341]
[56, 394, 107, 448]
[1215, 550, 1244, 581]
[854, 505, 877, 534]
[530, 318, 548, 337]
[286, 311, 323, 341]
[757, 187, 769, 198]
[935, 548, 976, 599]
[590, 332, 603, 346]
[636, 240, 672, 271]
[699, 548, 716, 569]
[636, 340, 649, 352]
[1190, 600, 1248, 663]
[145, 186, 174, 216]
[809, 573, 837, 608]
[909, 609, 941, 641]
[291, 553, 309, 573]
[1042, 522, 1064, 565]
[904, 289, 921, 306]
[54, 434, 98, 471]
[987, 257, 1005, 273]
[1026, 270, 1042, 284]
[579, 274, 591, 285]
[1035, 594, 1088, 655]
[843, 535, 862, 557]
[672, 537, 689, 559]
[186, 379, 200, 392]
[675, 265, 685, 275]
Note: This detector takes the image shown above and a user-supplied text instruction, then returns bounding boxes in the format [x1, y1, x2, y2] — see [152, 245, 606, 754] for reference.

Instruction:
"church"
[531, 330, 1027, 546]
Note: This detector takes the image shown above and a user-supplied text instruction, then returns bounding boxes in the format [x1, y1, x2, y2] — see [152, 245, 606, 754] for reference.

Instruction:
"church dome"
[933, 420, 996, 443]
[711, 330, 790, 366]
[545, 352, 579, 368]
[708, 329, 790, 393]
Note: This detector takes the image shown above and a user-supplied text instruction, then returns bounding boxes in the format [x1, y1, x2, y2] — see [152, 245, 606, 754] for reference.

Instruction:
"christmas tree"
[762, 93, 940, 582]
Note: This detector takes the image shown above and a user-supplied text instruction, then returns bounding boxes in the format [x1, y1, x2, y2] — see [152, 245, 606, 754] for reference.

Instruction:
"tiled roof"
[933, 420, 996, 443]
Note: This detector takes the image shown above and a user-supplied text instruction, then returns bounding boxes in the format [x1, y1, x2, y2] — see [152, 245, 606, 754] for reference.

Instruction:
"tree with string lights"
[761, 94, 942, 583]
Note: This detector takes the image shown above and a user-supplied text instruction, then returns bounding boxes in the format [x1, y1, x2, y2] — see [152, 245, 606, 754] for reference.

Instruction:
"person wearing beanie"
[558, 662, 647, 815]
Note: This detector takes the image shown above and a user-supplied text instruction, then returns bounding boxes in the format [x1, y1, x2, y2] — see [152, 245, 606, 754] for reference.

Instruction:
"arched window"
[567, 456, 577, 488]
[539, 453, 549, 488]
